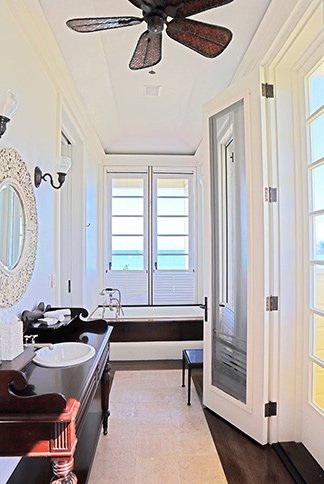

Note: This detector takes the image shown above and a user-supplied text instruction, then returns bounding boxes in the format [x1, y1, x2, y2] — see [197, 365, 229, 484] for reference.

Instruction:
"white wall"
[0, 1, 104, 322]
[0, 2, 104, 479]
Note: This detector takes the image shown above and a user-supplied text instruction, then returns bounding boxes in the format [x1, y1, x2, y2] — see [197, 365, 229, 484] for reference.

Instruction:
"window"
[306, 60, 324, 412]
[105, 167, 197, 305]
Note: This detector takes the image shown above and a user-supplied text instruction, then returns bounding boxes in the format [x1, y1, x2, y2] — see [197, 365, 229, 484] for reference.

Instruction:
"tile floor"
[89, 369, 227, 484]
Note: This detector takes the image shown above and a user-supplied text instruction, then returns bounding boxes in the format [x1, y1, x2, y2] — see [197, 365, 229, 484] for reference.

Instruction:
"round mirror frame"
[0, 148, 38, 307]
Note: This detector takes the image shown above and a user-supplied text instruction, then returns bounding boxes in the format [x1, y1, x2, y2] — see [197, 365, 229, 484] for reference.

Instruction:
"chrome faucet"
[99, 287, 123, 320]
[24, 335, 54, 350]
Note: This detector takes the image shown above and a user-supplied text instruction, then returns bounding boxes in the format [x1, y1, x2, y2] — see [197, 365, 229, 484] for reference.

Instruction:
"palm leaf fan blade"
[166, 18, 232, 57]
[129, 32, 162, 70]
[176, 0, 234, 18]
[66, 16, 143, 33]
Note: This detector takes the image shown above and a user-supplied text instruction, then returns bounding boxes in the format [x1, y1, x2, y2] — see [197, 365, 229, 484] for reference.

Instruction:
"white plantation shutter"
[153, 271, 195, 304]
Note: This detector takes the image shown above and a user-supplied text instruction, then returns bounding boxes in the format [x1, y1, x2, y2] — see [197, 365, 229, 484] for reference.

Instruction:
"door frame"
[261, 0, 324, 457]
[55, 100, 85, 306]
[202, 71, 269, 445]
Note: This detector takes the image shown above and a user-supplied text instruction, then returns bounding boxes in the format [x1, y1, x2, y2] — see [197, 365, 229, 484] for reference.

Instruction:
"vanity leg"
[101, 361, 111, 435]
[50, 457, 77, 483]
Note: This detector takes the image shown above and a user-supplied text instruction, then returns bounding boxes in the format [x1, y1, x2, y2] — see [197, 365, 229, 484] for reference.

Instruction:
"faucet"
[99, 287, 124, 320]
[24, 335, 54, 350]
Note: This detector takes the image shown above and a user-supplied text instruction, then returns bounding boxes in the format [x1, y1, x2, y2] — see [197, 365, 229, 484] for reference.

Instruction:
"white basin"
[33, 342, 96, 367]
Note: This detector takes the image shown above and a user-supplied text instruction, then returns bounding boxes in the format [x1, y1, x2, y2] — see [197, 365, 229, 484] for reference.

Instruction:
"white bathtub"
[89, 304, 204, 361]
[89, 304, 204, 322]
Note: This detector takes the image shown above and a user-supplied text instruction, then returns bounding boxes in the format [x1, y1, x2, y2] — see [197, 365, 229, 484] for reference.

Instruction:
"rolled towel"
[37, 317, 60, 326]
[44, 309, 71, 320]
[22, 310, 44, 323]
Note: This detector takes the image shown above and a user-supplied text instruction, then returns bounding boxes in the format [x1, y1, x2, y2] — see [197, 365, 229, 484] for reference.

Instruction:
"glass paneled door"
[105, 172, 148, 305]
[152, 173, 196, 304]
[204, 91, 268, 444]
[301, 58, 324, 466]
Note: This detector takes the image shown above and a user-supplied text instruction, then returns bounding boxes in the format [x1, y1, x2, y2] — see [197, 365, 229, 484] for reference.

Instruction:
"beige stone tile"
[98, 370, 227, 484]
[108, 414, 137, 438]
[177, 454, 227, 483]
[110, 385, 139, 403]
[171, 401, 203, 417]
[136, 433, 176, 458]
[171, 409, 208, 433]
[173, 430, 217, 456]
[89, 454, 136, 484]
[136, 387, 173, 403]
[135, 404, 176, 436]
[95, 434, 136, 460]
[135, 455, 181, 484]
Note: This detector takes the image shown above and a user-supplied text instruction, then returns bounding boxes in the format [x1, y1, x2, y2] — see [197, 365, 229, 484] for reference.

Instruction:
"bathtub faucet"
[99, 287, 123, 320]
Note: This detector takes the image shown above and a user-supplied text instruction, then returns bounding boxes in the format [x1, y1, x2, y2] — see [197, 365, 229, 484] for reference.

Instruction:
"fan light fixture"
[66, 0, 234, 70]
[0, 90, 18, 138]
[34, 156, 72, 190]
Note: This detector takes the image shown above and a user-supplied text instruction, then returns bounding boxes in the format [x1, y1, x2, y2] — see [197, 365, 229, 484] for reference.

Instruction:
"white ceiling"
[39, 0, 271, 155]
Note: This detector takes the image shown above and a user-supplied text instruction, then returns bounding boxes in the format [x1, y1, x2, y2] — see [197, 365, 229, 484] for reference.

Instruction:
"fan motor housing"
[147, 14, 165, 33]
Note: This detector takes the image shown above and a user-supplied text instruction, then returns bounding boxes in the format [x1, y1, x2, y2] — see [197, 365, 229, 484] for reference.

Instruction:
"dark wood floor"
[111, 360, 295, 484]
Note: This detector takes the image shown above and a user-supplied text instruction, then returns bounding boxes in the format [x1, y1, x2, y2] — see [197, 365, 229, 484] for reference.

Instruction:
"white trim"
[262, 0, 324, 459]
[110, 340, 203, 361]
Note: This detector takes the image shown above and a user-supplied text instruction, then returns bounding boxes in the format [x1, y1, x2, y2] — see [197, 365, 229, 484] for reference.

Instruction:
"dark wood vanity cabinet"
[0, 310, 113, 484]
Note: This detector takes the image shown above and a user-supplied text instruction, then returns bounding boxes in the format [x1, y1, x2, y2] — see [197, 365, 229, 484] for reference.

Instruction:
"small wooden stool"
[182, 349, 203, 405]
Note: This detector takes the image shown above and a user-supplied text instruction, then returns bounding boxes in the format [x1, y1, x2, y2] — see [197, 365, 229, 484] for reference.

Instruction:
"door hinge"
[262, 83, 275, 98]
[265, 401, 277, 417]
[266, 296, 278, 311]
[265, 187, 277, 203]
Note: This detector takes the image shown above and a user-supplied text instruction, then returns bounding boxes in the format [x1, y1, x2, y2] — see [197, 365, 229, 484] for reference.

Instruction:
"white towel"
[44, 309, 71, 320]
[37, 317, 60, 326]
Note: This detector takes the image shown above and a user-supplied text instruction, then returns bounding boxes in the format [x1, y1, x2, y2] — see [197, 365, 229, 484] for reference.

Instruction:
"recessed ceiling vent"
[144, 85, 161, 97]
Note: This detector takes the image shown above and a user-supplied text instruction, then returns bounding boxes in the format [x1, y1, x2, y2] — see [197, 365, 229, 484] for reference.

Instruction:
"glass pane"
[157, 198, 188, 216]
[313, 215, 324, 261]
[112, 235, 143, 253]
[112, 217, 143, 235]
[157, 178, 189, 197]
[314, 314, 324, 361]
[309, 63, 324, 115]
[111, 255, 143, 271]
[312, 363, 324, 411]
[112, 198, 143, 216]
[210, 99, 247, 404]
[157, 255, 188, 270]
[314, 264, 324, 311]
[312, 164, 324, 211]
[310, 114, 324, 163]
[112, 178, 143, 196]
[157, 217, 188, 235]
[157, 236, 188, 254]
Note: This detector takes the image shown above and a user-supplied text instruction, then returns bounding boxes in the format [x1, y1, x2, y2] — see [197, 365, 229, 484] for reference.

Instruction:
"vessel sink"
[33, 342, 96, 367]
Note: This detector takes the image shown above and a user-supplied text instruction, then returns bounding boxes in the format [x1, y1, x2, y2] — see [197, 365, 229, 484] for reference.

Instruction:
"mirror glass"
[0, 183, 25, 270]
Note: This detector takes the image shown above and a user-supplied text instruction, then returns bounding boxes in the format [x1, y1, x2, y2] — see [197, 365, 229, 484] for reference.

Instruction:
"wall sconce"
[34, 156, 72, 190]
[0, 90, 18, 138]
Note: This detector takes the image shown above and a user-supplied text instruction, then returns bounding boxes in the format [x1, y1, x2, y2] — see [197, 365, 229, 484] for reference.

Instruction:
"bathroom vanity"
[0, 308, 113, 483]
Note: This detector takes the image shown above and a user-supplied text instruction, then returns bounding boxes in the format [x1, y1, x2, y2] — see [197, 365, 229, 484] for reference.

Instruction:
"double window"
[105, 167, 197, 305]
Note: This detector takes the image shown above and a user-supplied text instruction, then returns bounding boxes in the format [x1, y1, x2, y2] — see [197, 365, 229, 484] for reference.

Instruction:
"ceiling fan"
[66, 0, 234, 70]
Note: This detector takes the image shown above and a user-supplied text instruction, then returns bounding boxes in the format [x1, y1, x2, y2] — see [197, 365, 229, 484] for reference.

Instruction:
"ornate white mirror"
[0, 148, 38, 307]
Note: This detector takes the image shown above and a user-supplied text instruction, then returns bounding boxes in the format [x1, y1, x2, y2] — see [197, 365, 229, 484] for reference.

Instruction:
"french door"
[105, 167, 197, 305]
[203, 79, 268, 444]
[299, 53, 324, 467]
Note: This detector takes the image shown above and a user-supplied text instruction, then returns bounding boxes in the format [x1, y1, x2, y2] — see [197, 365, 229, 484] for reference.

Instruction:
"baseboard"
[110, 340, 203, 361]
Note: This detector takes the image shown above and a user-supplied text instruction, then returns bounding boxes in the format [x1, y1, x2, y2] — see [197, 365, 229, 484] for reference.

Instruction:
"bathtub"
[89, 304, 204, 361]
